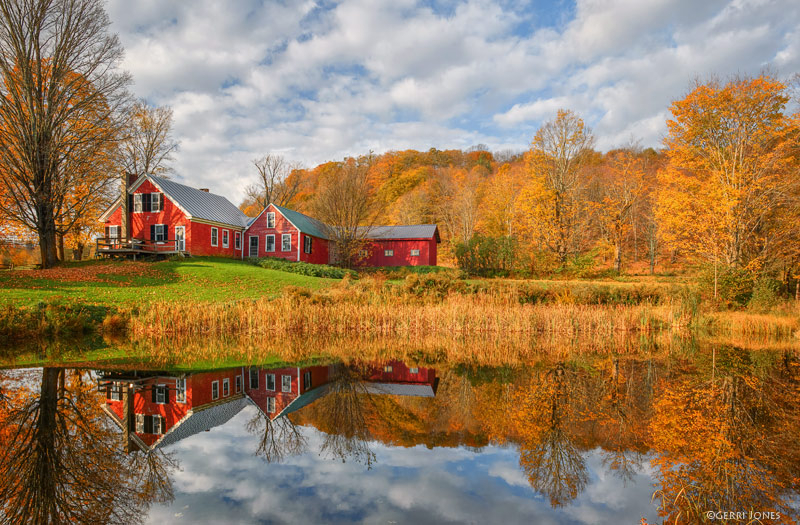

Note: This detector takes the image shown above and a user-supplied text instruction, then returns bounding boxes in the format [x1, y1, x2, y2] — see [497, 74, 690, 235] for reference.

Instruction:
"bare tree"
[246, 411, 307, 463]
[120, 99, 179, 178]
[312, 157, 379, 267]
[245, 154, 302, 208]
[0, 0, 131, 268]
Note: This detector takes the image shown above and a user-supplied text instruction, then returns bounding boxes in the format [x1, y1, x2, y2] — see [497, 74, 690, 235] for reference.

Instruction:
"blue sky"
[105, 0, 800, 203]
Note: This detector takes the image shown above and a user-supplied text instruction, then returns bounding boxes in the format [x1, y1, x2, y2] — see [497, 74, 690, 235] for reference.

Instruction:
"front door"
[249, 235, 259, 257]
[175, 226, 185, 251]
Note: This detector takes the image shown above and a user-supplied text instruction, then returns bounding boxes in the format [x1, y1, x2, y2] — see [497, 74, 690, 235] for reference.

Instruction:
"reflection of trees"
[0, 368, 175, 524]
[514, 363, 587, 507]
[651, 350, 800, 523]
[313, 365, 376, 468]
[246, 411, 307, 463]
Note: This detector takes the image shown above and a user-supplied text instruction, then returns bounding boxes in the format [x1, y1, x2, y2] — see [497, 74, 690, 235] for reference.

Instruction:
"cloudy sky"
[105, 0, 800, 203]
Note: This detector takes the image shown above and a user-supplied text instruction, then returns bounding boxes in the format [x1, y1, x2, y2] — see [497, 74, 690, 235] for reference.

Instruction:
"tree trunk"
[36, 202, 58, 269]
[795, 279, 799, 302]
[56, 234, 65, 262]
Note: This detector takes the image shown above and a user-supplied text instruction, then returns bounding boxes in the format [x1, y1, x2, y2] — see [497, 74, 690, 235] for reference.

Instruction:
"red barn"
[358, 225, 440, 267]
[98, 174, 249, 258]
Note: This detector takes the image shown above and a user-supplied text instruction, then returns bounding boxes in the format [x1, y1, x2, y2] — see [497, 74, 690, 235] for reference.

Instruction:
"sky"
[104, 0, 800, 204]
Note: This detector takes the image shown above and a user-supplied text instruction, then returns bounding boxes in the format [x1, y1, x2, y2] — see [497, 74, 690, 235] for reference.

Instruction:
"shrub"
[748, 277, 782, 313]
[254, 257, 357, 279]
[401, 273, 465, 299]
[454, 235, 517, 277]
[698, 265, 755, 307]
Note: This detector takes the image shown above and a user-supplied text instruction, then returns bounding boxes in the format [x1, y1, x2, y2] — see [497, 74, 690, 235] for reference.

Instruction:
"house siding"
[359, 237, 437, 267]
[244, 204, 306, 260]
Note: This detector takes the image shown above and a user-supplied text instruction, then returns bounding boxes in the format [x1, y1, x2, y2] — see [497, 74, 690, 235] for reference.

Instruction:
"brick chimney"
[199, 188, 210, 192]
[120, 172, 131, 241]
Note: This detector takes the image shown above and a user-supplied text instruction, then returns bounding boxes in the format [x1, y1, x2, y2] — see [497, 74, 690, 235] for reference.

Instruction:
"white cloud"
[105, 0, 800, 204]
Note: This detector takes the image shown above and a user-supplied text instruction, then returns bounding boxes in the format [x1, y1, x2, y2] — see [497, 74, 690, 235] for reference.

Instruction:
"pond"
[0, 343, 798, 524]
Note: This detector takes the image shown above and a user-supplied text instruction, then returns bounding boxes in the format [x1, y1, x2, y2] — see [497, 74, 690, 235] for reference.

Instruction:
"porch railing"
[96, 237, 180, 253]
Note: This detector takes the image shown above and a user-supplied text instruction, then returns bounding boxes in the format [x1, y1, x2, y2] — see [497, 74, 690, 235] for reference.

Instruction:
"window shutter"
[129, 413, 135, 432]
[144, 193, 151, 212]
[128, 194, 134, 210]
[106, 386, 111, 399]
[144, 415, 153, 434]
[164, 385, 170, 404]
[150, 225, 155, 241]
[160, 416, 166, 434]
[151, 386, 157, 403]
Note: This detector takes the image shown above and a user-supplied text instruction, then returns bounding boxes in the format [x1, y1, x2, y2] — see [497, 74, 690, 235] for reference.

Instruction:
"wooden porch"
[96, 238, 185, 259]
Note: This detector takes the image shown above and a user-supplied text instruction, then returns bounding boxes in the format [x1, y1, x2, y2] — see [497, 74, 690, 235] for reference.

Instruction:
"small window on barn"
[134, 193, 143, 213]
[212, 381, 219, 400]
[410, 249, 420, 257]
[223, 378, 230, 397]
[358, 249, 369, 259]
[267, 212, 276, 228]
[383, 365, 393, 373]
[410, 367, 419, 374]
[281, 234, 291, 252]
[150, 193, 162, 212]
[176, 379, 186, 403]
[222, 230, 229, 248]
[211, 227, 218, 247]
[249, 369, 259, 389]
[235, 232, 241, 250]
[266, 397, 276, 413]
[281, 375, 291, 393]
[304, 236, 312, 254]
[235, 375, 242, 393]
[384, 250, 394, 257]
[266, 374, 275, 391]
[266, 234, 275, 252]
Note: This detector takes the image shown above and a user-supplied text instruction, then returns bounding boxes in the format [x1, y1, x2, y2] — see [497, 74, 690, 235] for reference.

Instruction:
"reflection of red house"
[245, 361, 438, 420]
[100, 368, 247, 450]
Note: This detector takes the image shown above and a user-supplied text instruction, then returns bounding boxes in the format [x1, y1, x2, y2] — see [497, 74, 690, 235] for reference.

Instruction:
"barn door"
[249, 236, 259, 257]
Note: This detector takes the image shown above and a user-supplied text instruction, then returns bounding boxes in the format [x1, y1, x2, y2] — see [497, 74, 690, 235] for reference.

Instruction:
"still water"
[1, 347, 798, 524]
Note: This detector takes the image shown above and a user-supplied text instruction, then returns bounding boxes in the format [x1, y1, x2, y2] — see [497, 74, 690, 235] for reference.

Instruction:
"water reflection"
[0, 349, 798, 524]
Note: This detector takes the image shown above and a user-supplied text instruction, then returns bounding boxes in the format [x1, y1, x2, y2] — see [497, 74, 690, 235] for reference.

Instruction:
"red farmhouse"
[99, 175, 440, 266]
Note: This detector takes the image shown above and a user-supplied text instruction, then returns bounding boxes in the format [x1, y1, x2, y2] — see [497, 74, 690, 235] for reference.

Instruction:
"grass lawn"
[0, 256, 336, 307]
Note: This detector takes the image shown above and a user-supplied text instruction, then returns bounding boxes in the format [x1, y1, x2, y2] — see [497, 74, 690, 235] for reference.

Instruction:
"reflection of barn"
[98, 361, 438, 450]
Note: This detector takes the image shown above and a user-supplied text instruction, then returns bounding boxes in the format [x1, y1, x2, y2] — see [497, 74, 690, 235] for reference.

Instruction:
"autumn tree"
[656, 75, 798, 273]
[520, 109, 595, 265]
[0, 0, 130, 268]
[312, 156, 379, 267]
[120, 99, 179, 179]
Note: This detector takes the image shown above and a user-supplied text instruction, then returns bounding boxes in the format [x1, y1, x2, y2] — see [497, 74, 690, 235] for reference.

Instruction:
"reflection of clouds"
[147, 406, 658, 524]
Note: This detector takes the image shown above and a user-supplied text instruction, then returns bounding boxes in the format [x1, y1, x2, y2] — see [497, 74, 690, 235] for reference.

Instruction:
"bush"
[454, 235, 517, 277]
[698, 265, 755, 307]
[402, 273, 465, 299]
[253, 257, 357, 279]
[748, 277, 782, 313]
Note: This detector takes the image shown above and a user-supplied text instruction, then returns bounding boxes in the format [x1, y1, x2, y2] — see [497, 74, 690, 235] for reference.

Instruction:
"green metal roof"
[273, 204, 330, 239]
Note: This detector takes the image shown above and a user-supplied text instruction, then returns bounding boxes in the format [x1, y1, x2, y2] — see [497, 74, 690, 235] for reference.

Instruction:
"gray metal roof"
[363, 383, 437, 397]
[154, 396, 250, 450]
[273, 204, 330, 239]
[364, 224, 440, 241]
[149, 175, 250, 228]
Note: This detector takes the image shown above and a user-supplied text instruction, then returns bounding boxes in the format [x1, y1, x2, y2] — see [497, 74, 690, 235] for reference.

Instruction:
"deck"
[96, 238, 184, 259]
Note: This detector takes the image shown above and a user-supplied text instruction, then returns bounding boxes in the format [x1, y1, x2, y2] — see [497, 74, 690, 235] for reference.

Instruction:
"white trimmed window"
[249, 369, 259, 389]
[304, 236, 312, 254]
[410, 249, 420, 257]
[154, 385, 167, 404]
[135, 413, 144, 433]
[211, 227, 218, 246]
[150, 193, 162, 212]
[176, 378, 186, 403]
[303, 371, 312, 390]
[107, 225, 120, 241]
[153, 414, 165, 434]
[266, 373, 275, 391]
[358, 249, 369, 259]
[222, 229, 229, 248]
[267, 212, 276, 228]
[410, 367, 419, 374]
[223, 378, 230, 397]
[235, 375, 242, 393]
[266, 397, 276, 413]
[281, 234, 291, 252]
[266, 234, 275, 252]
[384, 250, 394, 257]
[110, 383, 122, 401]
[134, 193, 143, 213]
[235, 232, 241, 250]
[281, 375, 291, 393]
[152, 224, 168, 242]
[383, 365, 393, 373]
[212, 380, 219, 400]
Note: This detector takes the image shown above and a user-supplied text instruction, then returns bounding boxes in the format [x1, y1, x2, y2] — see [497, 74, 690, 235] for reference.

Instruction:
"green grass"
[0, 256, 336, 307]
